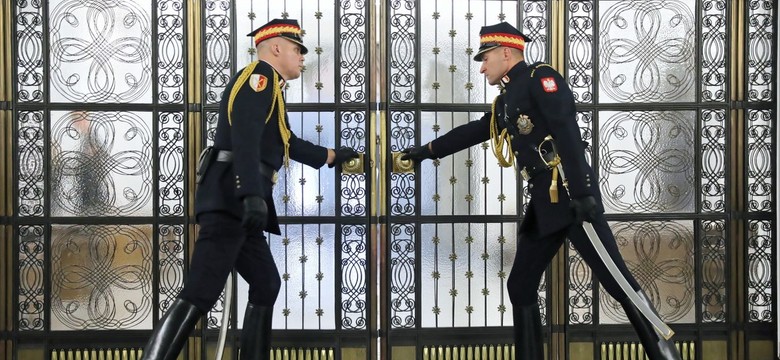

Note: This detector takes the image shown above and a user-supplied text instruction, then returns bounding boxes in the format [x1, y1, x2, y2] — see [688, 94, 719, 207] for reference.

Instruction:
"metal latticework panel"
[2, 0, 777, 359]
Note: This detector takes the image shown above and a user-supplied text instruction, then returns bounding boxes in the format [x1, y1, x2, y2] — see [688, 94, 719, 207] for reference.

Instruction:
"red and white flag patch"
[541, 77, 558, 93]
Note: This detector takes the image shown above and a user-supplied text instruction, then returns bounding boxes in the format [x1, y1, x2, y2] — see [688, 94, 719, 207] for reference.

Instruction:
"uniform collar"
[500, 61, 529, 87]
[261, 60, 287, 87]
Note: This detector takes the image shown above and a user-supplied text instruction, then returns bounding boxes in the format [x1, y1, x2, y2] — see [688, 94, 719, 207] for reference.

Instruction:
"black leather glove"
[329, 147, 360, 168]
[242, 196, 268, 232]
[570, 195, 600, 225]
[400, 143, 435, 162]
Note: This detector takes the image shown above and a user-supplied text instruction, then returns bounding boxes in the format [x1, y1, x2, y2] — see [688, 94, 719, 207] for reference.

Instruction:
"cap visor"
[473, 45, 499, 61]
[283, 37, 309, 55]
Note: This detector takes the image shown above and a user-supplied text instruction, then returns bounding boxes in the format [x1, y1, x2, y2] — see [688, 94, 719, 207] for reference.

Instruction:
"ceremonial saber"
[214, 272, 233, 359]
[581, 222, 674, 339]
[538, 135, 674, 340]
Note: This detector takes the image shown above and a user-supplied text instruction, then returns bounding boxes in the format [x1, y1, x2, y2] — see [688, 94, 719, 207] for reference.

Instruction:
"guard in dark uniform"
[402, 22, 681, 360]
[142, 19, 358, 360]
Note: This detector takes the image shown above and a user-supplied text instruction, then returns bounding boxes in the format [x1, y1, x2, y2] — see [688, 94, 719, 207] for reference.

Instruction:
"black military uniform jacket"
[430, 61, 601, 236]
[195, 61, 329, 234]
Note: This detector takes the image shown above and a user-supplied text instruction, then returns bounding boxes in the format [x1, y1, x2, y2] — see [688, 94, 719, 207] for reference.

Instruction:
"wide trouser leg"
[568, 217, 680, 360]
[507, 227, 567, 360]
[179, 212, 248, 312]
[145, 213, 246, 359]
[239, 303, 274, 359]
[142, 298, 202, 360]
[235, 230, 280, 359]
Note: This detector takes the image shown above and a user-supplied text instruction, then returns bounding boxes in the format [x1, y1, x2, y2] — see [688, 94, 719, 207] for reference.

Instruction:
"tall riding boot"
[142, 298, 202, 360]
[239, 303, 274, 359]
[513, 302, 544, 360]
[622, 291, 681, 360]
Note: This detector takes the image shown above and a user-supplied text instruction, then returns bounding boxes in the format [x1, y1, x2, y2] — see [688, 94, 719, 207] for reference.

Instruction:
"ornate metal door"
[380, 1, 777, 360]
[0, 1, 777, 360]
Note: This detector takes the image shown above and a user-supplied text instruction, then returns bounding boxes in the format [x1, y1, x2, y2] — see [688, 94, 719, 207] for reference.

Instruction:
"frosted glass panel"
[421, 223, 516, 328]
[598, 111, 696, 214]
[237, 224, 337, 330]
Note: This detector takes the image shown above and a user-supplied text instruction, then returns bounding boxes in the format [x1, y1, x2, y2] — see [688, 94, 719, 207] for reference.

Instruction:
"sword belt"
[216, 150, 279, 184]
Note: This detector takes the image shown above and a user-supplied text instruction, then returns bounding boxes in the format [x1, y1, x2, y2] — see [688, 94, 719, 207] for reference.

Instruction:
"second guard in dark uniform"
[142, 19, 359, 360]
[402, 22, 681, 360]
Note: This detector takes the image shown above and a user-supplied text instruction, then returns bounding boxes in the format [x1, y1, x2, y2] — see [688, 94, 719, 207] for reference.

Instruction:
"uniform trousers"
[507, 211, 641, 306]
[179, 212, 281, 313]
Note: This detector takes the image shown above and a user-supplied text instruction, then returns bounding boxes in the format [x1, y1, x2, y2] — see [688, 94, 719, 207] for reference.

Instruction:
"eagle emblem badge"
[516, 114, 534, 135]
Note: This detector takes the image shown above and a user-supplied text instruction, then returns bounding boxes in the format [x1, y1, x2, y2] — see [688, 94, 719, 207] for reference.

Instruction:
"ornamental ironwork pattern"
[747, 220, 773, 322]
[577, 111, 593, 163]
[204, 0, 231, 104]
[339, 0, 367, 103]
[157, 224, 185, 318]
[598, 0, 695, 103]
[15, 0, 44, 103]
[157, 0, 185, 104]
[521, 0, 548, 64]
[701, 220, 726, 323]
[340, 111, 368, 216]
[701, 109, 727, 213]
[390, 111, 416, 216]
[50, 111, 153, 217]
[50, 224, 154, 330]
[17, 110, 45, 217]
[205, 111, 219, 146]
[746, 109, 772, 212]
[341, 224, 367, 330]
[746, 0, 774, 102]
[420, 223, 515, 328]
[600, 221, 695, 324]
[701, 0, 727, 102]
[206, 287, 227, 330]
[389, 0, 415, 104]
[567, 242, 592, 325]
[568, 0, 594, 104]
[49, 0, 153, 103]
[390, 223, 415, 328]
[566, 111, 594, 325]
[18, 225, 45, 331]
[158, 112, 185, 217]
[599, 111, 695, 214]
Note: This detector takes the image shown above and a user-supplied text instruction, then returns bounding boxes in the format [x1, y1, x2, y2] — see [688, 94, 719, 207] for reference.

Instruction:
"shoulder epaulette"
[530, 62, 555, 77]
[228, 61, 260, 125]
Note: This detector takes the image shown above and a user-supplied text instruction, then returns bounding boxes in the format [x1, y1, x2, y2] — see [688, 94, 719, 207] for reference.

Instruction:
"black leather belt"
[216, 150, 278, 184]
[520, 162, 551, 181]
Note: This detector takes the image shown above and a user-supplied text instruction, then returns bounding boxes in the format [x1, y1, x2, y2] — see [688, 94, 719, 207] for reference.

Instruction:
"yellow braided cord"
[269, 71, 292, 167]
[489, 96, 515, 168]
[264, 72, 279, 124]
[228, 61, 259, 125]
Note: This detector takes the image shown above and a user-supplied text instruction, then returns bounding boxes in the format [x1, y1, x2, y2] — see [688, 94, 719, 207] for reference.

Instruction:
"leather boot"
[513, 302, 544, 360]
[239, 303, 274, 359]
[142, 298, 202, 360]
[622, 291, 681, 360]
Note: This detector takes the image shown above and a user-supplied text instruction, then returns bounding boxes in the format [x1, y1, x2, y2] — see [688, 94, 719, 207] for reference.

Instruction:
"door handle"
[391, 152, 414, 174]
[341, 152, 364, 174]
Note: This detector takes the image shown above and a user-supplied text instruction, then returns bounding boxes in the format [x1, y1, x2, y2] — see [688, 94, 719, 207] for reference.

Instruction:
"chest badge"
[516, 114, 534, 135]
